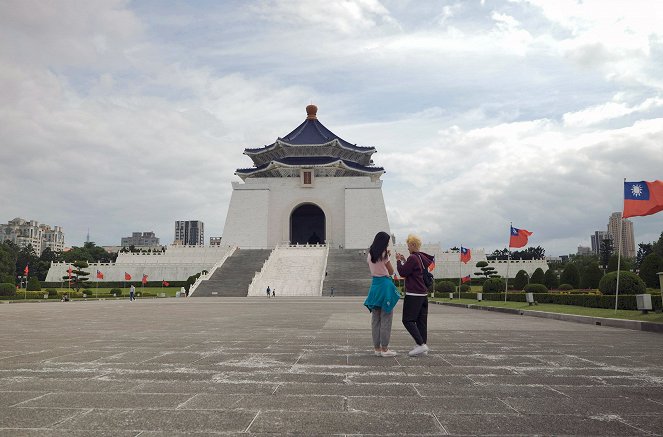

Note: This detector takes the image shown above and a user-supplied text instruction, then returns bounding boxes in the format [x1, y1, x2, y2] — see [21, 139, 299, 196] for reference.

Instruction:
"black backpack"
[417, 254, 434, 288]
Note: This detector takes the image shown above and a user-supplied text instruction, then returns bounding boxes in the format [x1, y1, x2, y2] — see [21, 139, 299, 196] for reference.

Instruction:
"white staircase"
[248, 244, 329, 296]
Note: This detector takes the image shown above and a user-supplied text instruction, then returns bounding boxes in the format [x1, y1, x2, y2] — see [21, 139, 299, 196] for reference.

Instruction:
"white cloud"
[1, 0, 662, 255]
[563, 97, 663, 127]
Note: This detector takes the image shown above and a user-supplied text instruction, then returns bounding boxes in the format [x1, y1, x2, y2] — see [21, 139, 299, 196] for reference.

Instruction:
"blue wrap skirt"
[363, 276, 401, 313]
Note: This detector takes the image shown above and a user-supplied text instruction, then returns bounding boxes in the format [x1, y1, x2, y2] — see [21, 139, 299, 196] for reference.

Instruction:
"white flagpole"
[505, 224, 511, 302]
[458, 246, 462, 299]
[614, 208, 624, 313]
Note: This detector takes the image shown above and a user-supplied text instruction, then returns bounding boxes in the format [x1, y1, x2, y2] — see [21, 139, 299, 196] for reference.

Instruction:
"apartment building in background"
[0, 217, 65, 254]
[121, 231, 161, 248]
[607, 212, 636, 259]
[174, 220, 204, 246]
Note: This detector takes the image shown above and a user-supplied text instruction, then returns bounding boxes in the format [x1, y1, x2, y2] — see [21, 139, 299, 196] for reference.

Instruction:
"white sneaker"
[422, 344, 429, 355]
[374, 350, 382, 356]
[408, 344, 428, 357]
[380, 350, 398, 357]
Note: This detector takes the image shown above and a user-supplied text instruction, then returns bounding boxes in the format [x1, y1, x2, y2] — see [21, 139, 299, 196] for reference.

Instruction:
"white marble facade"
[221, 176, 390, 250]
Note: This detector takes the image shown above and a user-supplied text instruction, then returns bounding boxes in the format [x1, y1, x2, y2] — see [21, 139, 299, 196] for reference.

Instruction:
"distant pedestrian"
[363, 231, 400, 357]
[330, 286, 334, 297]
[266, 286, 271, 298]
[129, 284, 135, 301]
[272, 288, 276, 297]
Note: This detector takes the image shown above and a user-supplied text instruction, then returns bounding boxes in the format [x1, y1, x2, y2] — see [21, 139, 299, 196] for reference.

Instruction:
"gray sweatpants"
[371, 308, 393, 348]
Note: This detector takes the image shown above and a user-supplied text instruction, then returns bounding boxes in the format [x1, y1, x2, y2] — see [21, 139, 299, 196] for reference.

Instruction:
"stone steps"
[322, 249, 372, 296]
[191, 249, 272, 297]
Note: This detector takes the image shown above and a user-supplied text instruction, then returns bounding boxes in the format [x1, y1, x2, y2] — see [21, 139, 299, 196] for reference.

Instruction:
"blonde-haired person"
[396, 234, 434, 356]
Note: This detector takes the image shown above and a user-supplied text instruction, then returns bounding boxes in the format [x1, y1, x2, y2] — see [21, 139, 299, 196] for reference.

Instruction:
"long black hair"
[369, 231, 390, 263]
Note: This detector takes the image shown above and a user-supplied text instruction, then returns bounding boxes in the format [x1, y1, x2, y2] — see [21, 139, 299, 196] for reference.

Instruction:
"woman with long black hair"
[363, 231, 400, 357]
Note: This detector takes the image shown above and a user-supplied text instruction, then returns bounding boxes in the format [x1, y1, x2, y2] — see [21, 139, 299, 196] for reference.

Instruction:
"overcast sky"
[1, 0, 662, 256]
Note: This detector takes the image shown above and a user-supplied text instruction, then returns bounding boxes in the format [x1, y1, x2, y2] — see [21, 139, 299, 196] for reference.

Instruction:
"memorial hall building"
[47, 105, 548, 296]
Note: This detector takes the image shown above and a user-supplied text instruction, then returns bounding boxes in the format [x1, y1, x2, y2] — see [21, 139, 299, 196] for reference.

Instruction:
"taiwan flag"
[461, 275, 471, 283]
[509, 226, 532, 248]
[96, 270, 104, 279]
[460, 246, 471, 264]
[428, 255, 436, 272]
[623, 180, 663, 218]
[24, 265, 29, 275]
[162, 280, 169, 287]
[142, 274, 148, 285]
[124, 272, 132, 281]
[67, 266, 73, 278]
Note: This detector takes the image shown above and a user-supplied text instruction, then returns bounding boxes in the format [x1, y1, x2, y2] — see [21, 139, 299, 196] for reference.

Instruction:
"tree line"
[0, 241, 118, 284]
[482, 231, 663, 290]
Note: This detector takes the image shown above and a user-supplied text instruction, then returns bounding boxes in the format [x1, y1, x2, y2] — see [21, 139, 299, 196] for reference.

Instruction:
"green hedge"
[453, 292, 662, 311]
[26, 277, 42, 291]
[599, 271, 646, 295]
[482, 278, 505, 293]
[40, 280, 188, 289]
[0, 283, 16, 297]
[435, 281, 455, 293]
[524, 284, 548, 293]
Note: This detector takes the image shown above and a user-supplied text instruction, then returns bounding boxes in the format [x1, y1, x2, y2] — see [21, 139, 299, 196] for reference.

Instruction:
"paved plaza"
[0, 297, 662, 436]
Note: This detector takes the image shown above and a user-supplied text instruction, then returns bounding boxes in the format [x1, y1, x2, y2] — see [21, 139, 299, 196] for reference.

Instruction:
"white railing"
[188, 246, 238, 296]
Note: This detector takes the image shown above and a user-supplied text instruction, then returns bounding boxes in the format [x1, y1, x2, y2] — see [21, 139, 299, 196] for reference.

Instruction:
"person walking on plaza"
[129, 284, 135, 302]
[330, 286, 334, 297]
[396, 234, 433, 357]
[266, 286, 271, 298]
[363, 231, 400, 357]
[272, 288, 275, 297]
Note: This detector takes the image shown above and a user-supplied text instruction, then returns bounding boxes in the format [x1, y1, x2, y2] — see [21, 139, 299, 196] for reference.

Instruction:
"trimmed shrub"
[560, 264, 580, 288]
[544, 269, 559, 290]
[530, 268, 545, 285]
[46, 288, 58, 297]
[435, 281, 455, 293]
[513, 270, 528, 290]
[110, 288, 122, 297]
[482, 277, 505, 293]
[26, 277, 42, 291]
[558, 283, 573, 291]
[599, 271, 646, 295]
[639, 253, 663, 288]
[460, 284, 471, 293]
[0, 283, 16, 297]
[524, 283, 548, 293]
[580, 263, 603, 289]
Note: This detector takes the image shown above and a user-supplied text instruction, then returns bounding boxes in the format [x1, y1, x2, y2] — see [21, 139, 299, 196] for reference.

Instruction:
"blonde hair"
[406, 234, 422, 251]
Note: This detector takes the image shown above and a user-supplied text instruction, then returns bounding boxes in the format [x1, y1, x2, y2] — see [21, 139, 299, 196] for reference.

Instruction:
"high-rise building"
[209, 237, 222, 246]
[0, 217, 65, 254]
[590, 230, 610, 255]
[607, 212, 636, 259]
[121, 232, 160, 247]
[174, 221, 204, 246]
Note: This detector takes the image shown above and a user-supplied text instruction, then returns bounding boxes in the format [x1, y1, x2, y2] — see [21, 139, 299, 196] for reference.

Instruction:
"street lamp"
[18, 275, 27, 299]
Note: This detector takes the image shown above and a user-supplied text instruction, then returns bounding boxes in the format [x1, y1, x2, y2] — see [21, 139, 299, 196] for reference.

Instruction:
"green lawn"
[4, 286, 182, 300]
[431, 297, 663, 323]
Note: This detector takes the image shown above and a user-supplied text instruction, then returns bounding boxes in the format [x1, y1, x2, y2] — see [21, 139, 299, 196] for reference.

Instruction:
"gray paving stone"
[0, 407, 86, 428]
[134, 381, 278, 395]
[248, 411, 443, 434]
[19, 392, 194, 409]
[348, 395, 513, 414]
[55, 409, 256, 433]
[1, 296, 661, 435]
